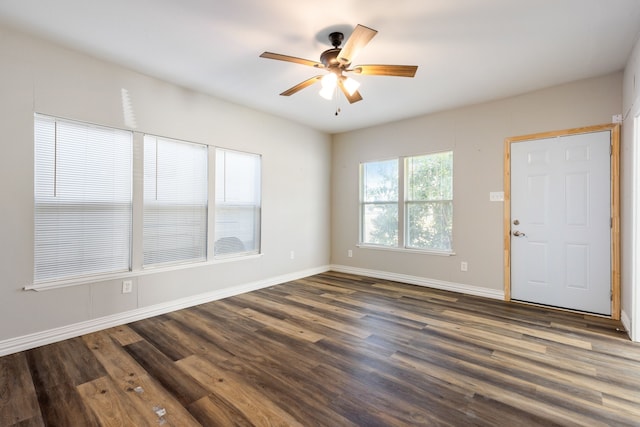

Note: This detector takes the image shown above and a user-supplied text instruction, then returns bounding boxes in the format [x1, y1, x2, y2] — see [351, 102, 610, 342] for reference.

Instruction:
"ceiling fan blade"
[352, 65, 418, 77]
[260, 52, 323, 68]
[338, 24, 377, 65]
[337, 79, 363, 104]
[280, 76, 323, 96]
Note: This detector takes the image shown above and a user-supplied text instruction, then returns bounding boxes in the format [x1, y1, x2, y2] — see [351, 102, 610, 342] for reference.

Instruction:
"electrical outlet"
[348, 249, 353, 257]
[290, 250, 295, 260]
[460, 262, 468, 272]
[122, 280, 133, 294]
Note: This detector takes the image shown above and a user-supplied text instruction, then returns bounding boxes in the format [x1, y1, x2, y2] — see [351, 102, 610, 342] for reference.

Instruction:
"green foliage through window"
[405, 152, 453, 251]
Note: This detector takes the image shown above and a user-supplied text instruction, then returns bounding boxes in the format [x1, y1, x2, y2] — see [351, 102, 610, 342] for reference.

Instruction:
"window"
[143, 135, 208, 266]
[360, 159, 399, 246]
[215, 149, 261, 256]
[359, 151, 453, 252]
[34, 114, 132, 282]
[405, 151, 453, 251]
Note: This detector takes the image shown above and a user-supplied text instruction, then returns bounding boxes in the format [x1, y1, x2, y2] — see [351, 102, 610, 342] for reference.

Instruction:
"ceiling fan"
[260, 24, 418, 105]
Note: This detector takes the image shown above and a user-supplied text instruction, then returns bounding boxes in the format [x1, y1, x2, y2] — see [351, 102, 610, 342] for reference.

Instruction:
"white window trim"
[24, 253, 264, 292]
[357, 243, 455, 257]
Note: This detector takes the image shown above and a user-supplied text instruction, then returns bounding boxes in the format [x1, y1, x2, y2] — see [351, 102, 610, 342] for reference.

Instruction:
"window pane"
[405, 151, 453, 251]
[34, 114, 132, 282]
[215, 149, 261, 256]
[406, 151, 453, 201]
[406, 201, 453, 250]
[143, 135, 208, 266]
[360, 159, 399, 246]
[362, 159, 398, 202]
[362, 203, 398, 246]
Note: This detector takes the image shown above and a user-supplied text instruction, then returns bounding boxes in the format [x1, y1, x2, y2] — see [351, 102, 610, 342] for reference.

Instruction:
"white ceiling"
[1, 0, 639, 134]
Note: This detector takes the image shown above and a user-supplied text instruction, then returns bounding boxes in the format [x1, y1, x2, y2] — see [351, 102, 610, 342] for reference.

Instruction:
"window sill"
[25, 253, 263, 292]
[356, 244, 455, 257]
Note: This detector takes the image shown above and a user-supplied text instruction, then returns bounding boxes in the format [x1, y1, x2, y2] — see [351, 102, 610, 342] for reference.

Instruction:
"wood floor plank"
[490, 350, 640, 404]
[447, 309, 593, 349]
[177, 354, 305, 427]
[26, 338, 106, 427]
[391, 351, 605, 427]
[210, 348, 361, 427]
[27, 381, 101, 427]
[2, 271, 639, 426]
[0, 353, 43, 427]
[237, 307, 326, 343]
[76, 376, 156, 426]
[187, 395, 255, 426]
[236, 292, 372, 339]
[82, 331, 201, 426]
[123, 340, 209, 407]
[104, 325, 144, 346]
[128, 317, 194, 361]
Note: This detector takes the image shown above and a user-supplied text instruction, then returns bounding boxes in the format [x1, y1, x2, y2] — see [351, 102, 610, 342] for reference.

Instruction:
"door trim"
[503, 123, 620, 320]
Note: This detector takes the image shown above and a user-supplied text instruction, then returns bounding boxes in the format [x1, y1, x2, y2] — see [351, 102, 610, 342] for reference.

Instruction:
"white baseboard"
[329, 264, 505, 300]
[620, 309, 634, 341]
[0, 266, 330, 357]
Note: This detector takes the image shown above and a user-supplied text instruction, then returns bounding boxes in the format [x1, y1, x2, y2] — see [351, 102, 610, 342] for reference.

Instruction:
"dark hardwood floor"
[1, 272, 640, 426]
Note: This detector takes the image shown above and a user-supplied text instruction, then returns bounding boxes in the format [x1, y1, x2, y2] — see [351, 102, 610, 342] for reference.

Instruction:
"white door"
[510, 130, 612, 315]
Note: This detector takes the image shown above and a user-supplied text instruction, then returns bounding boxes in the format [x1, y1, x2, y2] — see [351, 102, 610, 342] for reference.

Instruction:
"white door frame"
[504, 123, 621, 320]
[632, 113, 640, 340]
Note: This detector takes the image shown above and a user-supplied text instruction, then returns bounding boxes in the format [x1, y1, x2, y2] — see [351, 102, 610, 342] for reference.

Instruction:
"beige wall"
[0, 24, 331, 345]
[331, 73, 622, 296]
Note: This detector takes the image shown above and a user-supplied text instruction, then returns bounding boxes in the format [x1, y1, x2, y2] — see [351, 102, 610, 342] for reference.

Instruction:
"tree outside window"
[405, 151, 453, 251]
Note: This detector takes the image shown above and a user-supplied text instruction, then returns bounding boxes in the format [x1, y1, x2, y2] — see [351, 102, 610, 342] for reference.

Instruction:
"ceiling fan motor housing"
[320, 48, 342, 68]
[321, 31, 346, 69]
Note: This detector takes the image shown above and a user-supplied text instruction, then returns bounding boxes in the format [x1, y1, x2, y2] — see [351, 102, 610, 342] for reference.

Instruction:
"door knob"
[512, 230, 526, 237]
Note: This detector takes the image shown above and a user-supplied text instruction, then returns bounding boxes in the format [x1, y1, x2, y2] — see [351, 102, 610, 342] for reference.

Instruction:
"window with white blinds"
[214, 148, 261, 256]
[143, 135, 208, 266]
[34, 114, 133, 282]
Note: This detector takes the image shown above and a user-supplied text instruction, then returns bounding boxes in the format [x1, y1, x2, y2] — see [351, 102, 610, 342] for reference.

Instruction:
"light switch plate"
[490, 191, 504, 202]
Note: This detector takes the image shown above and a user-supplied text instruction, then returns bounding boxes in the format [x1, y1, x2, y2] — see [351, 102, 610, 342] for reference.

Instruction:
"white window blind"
[215, 148, 261, 256]
[34, 114, 132, 282]
[143, 135, 208, 266]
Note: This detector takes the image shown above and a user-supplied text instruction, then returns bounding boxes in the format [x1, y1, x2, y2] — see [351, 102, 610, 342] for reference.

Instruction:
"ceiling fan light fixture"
[319, 73, 338, 100]
[321, 72, 338, 89]
[342, 76, 360, 96]
[319, 85, 334, 100]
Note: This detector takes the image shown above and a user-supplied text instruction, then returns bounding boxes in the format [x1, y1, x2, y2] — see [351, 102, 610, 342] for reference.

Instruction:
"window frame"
[359, 158, 400, 247]
[404, 151, 454, 252]
[358, 151, 454, 255]
[29, 115, 264, 291]
[33, 114, 133, 284]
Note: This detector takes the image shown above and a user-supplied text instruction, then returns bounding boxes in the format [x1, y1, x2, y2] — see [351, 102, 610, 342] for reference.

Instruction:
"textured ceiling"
[1, 0, 639, 133]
